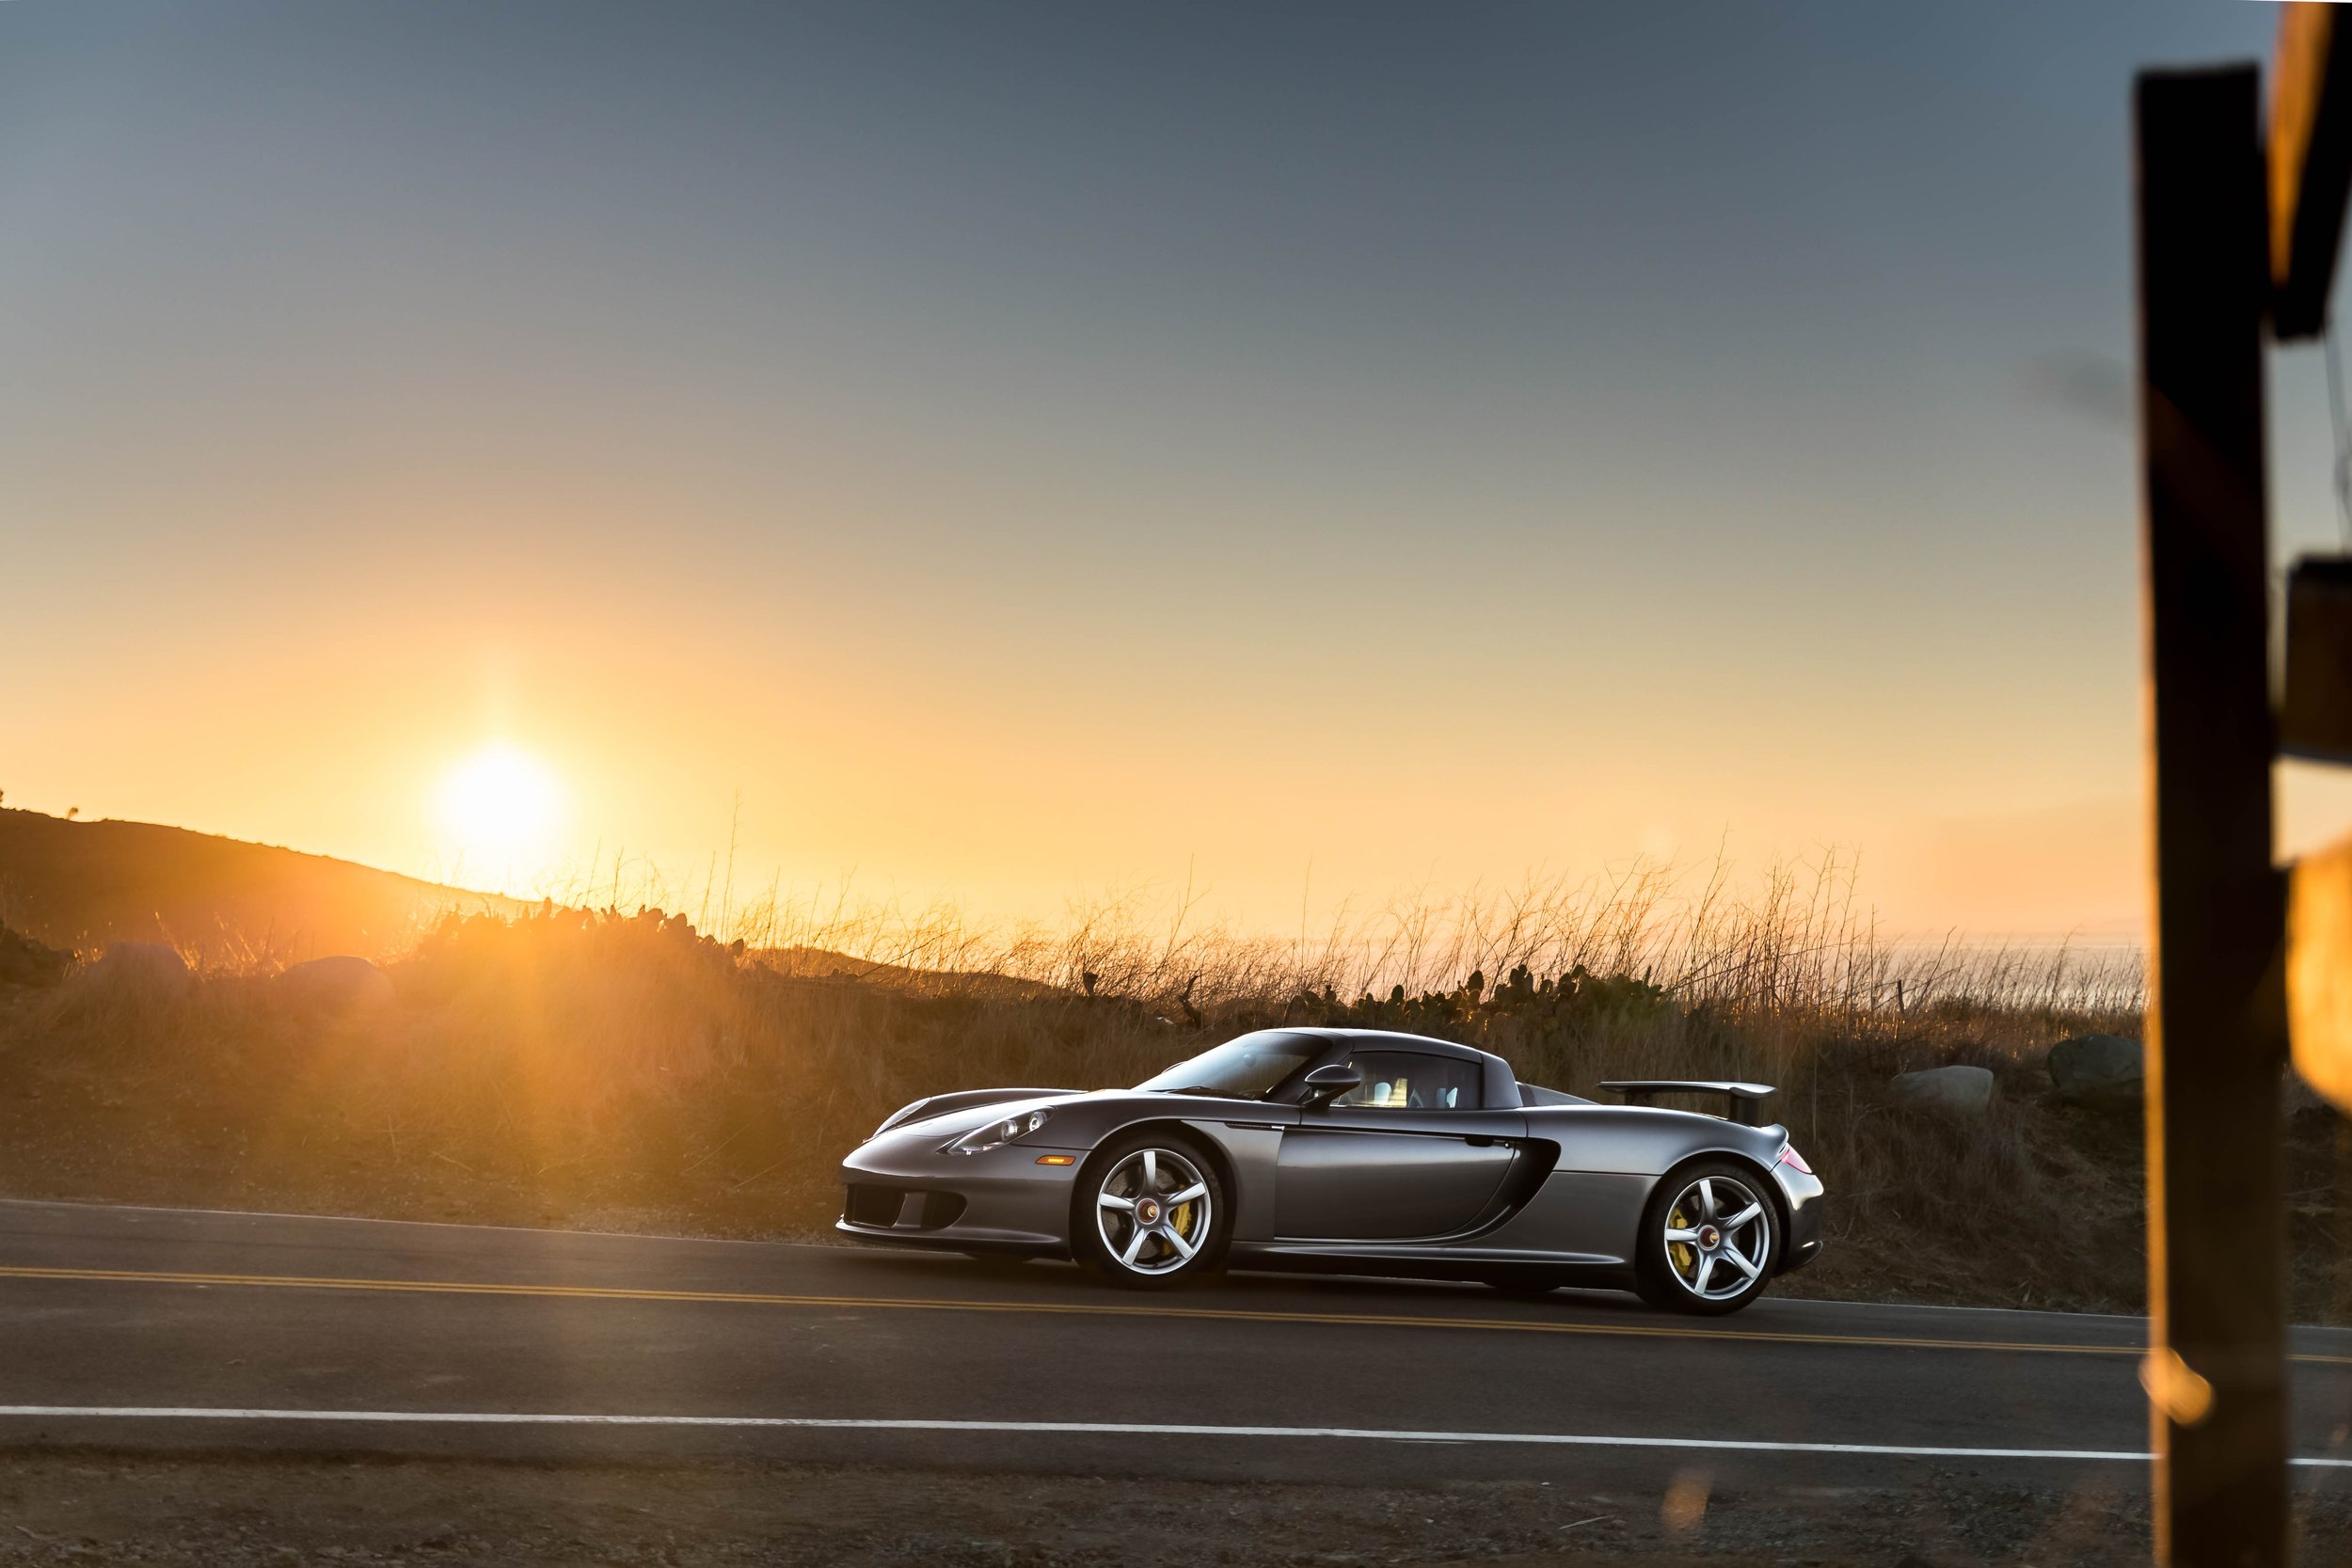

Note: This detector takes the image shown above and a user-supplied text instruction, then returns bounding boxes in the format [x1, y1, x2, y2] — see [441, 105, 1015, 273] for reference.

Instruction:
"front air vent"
[844, 1184, 966, 1230]
[914, 1191, 966, 1229]
[844, 1183, 903, 1227]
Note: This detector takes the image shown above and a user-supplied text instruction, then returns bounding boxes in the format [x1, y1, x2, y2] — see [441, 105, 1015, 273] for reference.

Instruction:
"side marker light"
[1035, 1154, 1075, 1166]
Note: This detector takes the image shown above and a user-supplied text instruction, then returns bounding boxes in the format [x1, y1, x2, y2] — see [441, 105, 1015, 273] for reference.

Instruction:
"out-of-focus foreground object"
[2136, 59, 2284, 1568]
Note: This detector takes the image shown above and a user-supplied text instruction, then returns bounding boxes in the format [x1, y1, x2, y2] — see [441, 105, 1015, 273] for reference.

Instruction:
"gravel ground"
[5, 1450, 2344, 1566]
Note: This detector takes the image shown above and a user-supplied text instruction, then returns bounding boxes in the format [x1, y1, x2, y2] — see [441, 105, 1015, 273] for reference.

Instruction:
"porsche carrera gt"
[837, 1027, 1822, 1314]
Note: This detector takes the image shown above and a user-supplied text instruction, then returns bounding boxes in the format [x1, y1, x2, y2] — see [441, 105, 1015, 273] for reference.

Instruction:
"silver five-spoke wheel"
[1661, 1172, 1772, 1303]
[1093, 1146, 1213, 1278]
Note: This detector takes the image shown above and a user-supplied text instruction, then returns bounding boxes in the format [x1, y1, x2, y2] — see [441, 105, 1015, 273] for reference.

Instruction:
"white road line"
[1, 1405, 2344, 1466]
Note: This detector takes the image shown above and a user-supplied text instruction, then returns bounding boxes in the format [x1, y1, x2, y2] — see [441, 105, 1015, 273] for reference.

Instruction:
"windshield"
[1135, 1031, 1324, 1100]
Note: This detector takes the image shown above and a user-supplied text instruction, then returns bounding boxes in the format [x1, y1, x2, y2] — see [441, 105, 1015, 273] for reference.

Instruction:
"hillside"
[0, 808, 520, 962]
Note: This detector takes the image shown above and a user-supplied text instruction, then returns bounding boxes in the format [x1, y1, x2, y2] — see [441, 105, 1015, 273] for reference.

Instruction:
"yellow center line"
[3, 1264, 2345, 1365]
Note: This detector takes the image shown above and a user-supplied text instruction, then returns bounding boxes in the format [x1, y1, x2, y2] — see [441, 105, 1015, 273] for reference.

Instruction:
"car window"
[1135, 1031, 1323, 1099]
[1330, 1051, 1482, 1110]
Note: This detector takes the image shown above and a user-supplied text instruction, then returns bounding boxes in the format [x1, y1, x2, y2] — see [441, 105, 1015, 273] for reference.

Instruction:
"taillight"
[1776, 1144, 1814, 1175]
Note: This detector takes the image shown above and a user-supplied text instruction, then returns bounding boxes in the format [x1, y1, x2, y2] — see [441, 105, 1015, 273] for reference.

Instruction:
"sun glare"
[435, 744, 564, 879]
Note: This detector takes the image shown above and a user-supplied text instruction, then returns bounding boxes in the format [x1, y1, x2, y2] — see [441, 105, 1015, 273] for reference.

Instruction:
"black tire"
[1634, 1159, 1781, 1316]
[1071, 1130, 1230, 1290]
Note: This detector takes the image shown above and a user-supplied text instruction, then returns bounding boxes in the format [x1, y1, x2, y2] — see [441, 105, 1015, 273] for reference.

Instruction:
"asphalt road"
[5, 1198, 2352, 1494]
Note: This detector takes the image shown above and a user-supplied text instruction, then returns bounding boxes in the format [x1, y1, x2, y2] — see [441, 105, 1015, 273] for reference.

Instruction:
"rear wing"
[1599, 1079, 1775, 1127]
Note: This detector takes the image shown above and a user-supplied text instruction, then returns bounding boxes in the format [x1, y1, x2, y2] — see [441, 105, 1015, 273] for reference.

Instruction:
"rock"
[0, 925, 70, 989]
[2048, 1033, 2144, 1105]
[1889, 1064, 1995, 1117]
[276, 955, 395, 1012]
[87, 941, 190, 995]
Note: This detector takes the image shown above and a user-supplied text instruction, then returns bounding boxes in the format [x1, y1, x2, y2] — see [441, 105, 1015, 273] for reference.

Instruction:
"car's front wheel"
[1073, 1132, 1227, 1289]
[1635, 1161, 1780, 1315]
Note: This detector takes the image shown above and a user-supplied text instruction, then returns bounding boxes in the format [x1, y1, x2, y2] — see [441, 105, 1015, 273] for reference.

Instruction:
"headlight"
[952, 1107, 1052, 1153]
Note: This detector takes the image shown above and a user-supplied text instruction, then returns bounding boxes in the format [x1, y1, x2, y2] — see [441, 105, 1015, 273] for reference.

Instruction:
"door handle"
[1465, 1136, 1499, 1148]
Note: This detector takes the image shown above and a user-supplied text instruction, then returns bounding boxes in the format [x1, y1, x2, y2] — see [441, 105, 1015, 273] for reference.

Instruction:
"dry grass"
[4, 851, 2334, 1318]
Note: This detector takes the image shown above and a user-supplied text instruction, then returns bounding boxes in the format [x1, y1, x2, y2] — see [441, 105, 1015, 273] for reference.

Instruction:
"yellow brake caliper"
[1669, 1204, 1694, 1277]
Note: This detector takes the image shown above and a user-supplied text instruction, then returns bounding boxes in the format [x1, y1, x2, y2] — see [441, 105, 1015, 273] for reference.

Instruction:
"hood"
[873, 1086, 1091, 1141]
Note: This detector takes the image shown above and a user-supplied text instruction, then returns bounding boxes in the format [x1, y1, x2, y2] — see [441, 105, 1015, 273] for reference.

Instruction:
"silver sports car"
[837, 1027, 1823, 1314]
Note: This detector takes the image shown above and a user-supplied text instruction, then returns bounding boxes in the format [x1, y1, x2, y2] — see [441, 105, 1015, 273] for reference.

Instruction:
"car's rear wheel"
[1635, 1161, 1779, 1316]
[1073, 1132, 1227, 1289]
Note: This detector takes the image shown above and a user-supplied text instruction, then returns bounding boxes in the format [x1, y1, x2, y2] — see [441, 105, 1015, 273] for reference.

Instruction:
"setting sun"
[434, 744, 564, 879]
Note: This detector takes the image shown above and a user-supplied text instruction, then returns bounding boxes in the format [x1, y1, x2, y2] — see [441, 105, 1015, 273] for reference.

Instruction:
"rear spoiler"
[1599, 1080, 1775, 1127]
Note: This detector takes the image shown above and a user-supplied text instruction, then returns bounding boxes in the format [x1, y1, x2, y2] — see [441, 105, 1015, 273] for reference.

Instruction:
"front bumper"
[835, 1125, 1084, 1257]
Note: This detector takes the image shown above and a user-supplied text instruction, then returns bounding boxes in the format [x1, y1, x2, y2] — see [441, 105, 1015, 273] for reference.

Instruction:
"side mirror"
[1301, 1064, 1362, 1107]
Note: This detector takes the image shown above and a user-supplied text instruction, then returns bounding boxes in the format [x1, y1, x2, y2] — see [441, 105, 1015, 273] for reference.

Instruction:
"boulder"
[87, 941, 190, 995]
[2048, 1033, 2144, 1105]
[1890, 1064, 1995, 1117]
[0, 925, 70, 989]
[277, 955, 395, 1012]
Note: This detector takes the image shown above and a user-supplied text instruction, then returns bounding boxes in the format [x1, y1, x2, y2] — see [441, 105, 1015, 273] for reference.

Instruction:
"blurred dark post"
[2134, 65, 2288, 1568]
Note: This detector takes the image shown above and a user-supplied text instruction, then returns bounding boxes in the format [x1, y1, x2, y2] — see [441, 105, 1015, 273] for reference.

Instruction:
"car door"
[1274, 1050, 1527, 1240]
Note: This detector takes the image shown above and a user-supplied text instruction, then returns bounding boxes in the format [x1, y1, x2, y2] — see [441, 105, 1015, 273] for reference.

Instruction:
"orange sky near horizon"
[0, 586, 2169, 944]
